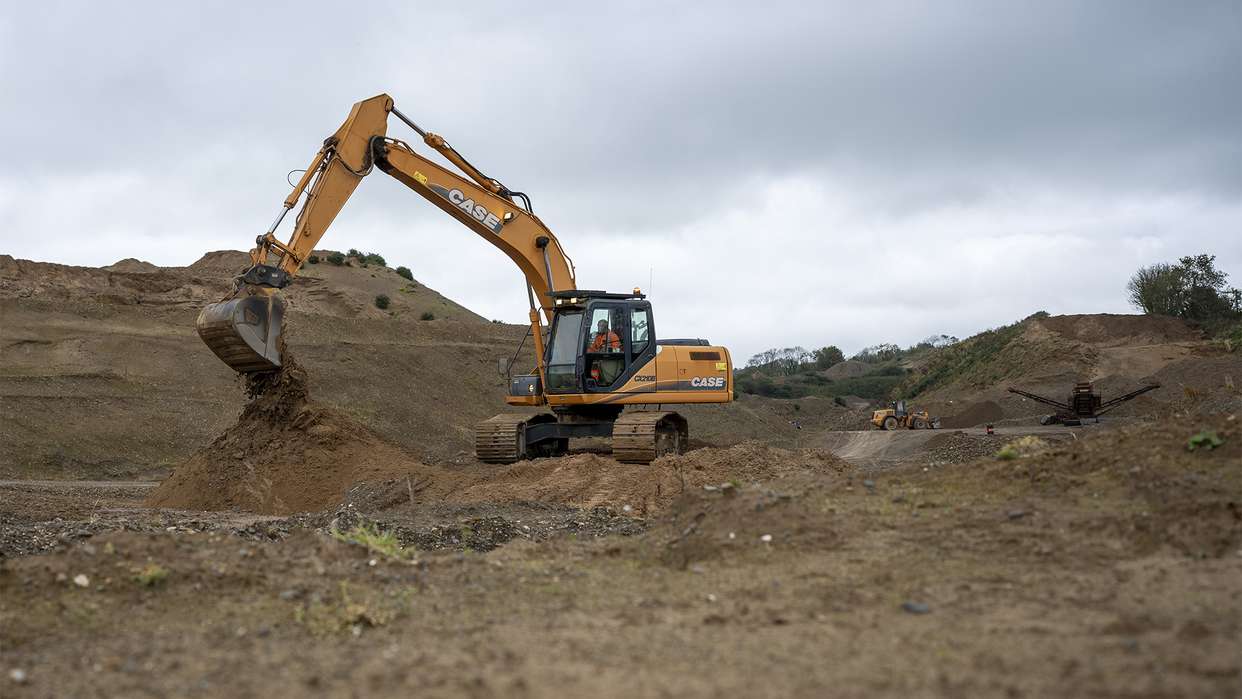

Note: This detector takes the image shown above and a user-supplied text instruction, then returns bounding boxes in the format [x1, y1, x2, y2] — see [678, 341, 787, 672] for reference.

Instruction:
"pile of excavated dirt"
[940, 399, 1005, 428]
[1036, 313, 1203, 346]
[349, 442, 852, 518]
[146, 356, 436, 515]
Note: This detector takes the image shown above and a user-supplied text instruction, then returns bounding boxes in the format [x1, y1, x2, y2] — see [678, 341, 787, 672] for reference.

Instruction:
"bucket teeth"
[196, 294, 285, 373]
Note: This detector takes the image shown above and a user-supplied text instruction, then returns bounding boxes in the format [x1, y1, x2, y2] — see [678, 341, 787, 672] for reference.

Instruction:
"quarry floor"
[2, 417, 1240, 699]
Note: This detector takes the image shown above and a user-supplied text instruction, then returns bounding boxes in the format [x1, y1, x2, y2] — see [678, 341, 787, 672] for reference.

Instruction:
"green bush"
[307, 254, 320, 264]
[364, 253, 386, 267]
[420, 311, 436, 321]
[396, 266, 413, 281]
[833, 396, 847, 407]
[374, 294, 390, 310]
[347, 248, 362, 258]
[327, 252, 345, 266]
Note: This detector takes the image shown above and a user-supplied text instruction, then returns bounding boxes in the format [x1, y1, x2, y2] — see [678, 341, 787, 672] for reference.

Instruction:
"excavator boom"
[197, 94, 575, 375]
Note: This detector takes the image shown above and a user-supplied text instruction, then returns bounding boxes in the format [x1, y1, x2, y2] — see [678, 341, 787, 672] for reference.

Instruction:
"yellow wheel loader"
[870, 400, 939, 430]
[197, 94, 732, 464]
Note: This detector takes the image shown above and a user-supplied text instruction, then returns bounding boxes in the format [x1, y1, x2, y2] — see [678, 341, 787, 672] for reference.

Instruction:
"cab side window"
[631, 308, 650, 357]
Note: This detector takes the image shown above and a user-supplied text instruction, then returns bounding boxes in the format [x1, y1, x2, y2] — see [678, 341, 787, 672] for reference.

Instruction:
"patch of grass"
[995, 435, 1048, 460]
[330, 522, 410, 560]
[374, 294, 390, 310]
[294, 581, 416, 636]
[1187, 430, 1224, 451]
[132, 563, 169, 587]
[396, 266, 413, 281]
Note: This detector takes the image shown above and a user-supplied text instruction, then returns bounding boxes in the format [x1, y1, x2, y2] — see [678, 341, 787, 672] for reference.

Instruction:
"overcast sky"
[1, 1, 1239, 361]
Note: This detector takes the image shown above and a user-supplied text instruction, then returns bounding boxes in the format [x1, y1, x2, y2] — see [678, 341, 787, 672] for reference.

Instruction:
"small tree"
[1128, 254, 1241, 322]
[364, 252, 386, 267]
[1127, 263, 1184, 315]
[327, 252, 346, 266]
[813, 345, 845, 369]
[374, 294, 390, 309]
[348, 248, 362, 258]
[308, 254, 320, 264]
[396, 266, 413, 281]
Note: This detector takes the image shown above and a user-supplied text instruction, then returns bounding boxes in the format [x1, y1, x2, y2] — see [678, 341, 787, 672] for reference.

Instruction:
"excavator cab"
[535, 291, 656, 396]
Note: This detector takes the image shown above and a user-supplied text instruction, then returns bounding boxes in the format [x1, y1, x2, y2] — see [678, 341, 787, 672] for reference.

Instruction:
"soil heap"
[146, 356, 432, 515]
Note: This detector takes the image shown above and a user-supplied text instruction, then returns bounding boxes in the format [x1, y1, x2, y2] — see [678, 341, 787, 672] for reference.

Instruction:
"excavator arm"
[197, 94, 577, 377]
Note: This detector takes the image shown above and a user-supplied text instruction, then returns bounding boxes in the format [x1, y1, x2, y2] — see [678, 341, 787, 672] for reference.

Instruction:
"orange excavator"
[197, 94, 733, 464]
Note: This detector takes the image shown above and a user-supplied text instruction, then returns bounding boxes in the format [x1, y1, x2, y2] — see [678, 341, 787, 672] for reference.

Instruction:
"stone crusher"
[1006, 382, 1160, 426]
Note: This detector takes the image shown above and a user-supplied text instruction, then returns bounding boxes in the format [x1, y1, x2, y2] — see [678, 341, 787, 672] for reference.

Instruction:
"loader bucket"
[196, 293, 285, 373]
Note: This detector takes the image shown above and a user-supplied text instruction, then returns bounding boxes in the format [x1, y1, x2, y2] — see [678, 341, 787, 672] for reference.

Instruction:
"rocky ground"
[2, 414, 1240, 697]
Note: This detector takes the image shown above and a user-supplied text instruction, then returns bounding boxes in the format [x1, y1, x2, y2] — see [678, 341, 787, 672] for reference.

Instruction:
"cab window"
[631, 308, 650, 357]
[586, 308, 622, 354]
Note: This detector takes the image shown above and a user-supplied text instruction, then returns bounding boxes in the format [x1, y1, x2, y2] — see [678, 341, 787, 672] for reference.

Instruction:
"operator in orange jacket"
[589, 319, 622, 352]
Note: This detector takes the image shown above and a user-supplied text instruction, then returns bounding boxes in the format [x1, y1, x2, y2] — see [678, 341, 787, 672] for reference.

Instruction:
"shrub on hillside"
[308, 254, 320, 264]
[420, 311, 436, 321]
[374, 294, 390, 310]
[1128, 253, 1241, 327]
[363, 253, 386, 267]
[396, 266, 413, 281]
[327, 252, 345, 266]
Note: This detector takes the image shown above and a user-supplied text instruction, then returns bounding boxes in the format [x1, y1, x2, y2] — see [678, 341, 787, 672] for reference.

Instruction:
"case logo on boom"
[690, 376, 725, 388]
[428, 183, 503, 234]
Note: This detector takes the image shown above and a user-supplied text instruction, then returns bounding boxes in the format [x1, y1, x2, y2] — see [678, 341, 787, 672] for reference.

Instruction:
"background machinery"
[196, 94, 732, 464]
[1007, 382, 1160, 426]
[871, 400, 940, 430]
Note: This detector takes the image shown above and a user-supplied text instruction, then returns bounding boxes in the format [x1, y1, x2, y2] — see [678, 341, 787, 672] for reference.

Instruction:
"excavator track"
[611, 411, 688, 464]
[475, 414, 529, 463]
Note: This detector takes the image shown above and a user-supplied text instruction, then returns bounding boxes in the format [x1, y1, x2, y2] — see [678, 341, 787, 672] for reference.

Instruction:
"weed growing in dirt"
[330, 523, 411, 560]
[420, 311, 435, 321]
[133, 563, 169, 587]
[996, 436, 1048, 460]
[374, 295, 390, 310]
[294, 582, 415, 636]
[396, 266, 413, 281]
[1187, 430, 1224, 451]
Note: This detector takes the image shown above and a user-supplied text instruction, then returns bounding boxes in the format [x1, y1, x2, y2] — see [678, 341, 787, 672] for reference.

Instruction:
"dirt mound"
[102, 258, 159, 273]
[146, 357, 434, 515]
[933, 413, 1242, 558]
[940, 399, 1005, 428]
[345, 442, 852, 518]
[1035, 313, 1202, 346]
[186, 250, 251, 274]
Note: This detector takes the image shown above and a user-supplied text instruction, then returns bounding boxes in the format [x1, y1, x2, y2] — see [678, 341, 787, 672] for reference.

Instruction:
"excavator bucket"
[196, 293, 285, 373]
